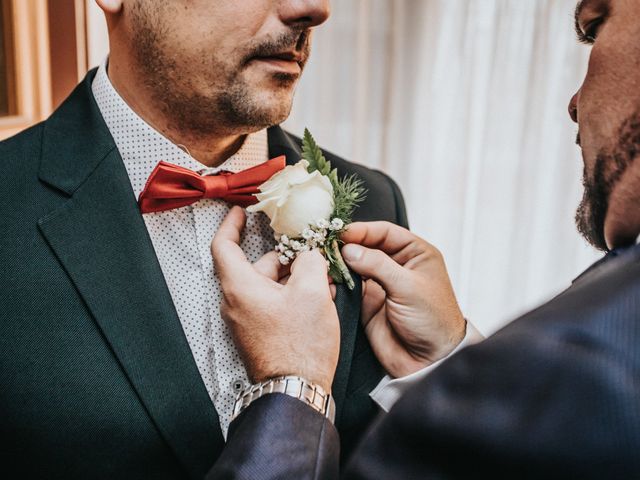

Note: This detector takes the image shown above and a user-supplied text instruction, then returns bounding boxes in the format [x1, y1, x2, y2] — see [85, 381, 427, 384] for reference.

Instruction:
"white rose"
[247, 160, 334, 237]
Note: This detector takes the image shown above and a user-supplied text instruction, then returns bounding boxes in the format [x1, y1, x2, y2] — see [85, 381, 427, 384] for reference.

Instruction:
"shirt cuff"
[369, 321, 484, 412]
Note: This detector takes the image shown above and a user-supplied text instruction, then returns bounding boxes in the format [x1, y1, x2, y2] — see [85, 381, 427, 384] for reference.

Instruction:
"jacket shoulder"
[0, 122, 45, 186]
[509, 248, 640, 365]
[350, 257, 640, 479]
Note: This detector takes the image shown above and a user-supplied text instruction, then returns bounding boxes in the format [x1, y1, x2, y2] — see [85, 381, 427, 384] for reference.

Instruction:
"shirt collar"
[91, 59, 269, 199]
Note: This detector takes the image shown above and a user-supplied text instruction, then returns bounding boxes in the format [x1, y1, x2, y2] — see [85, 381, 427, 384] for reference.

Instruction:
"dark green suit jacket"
[0, 70, 408, 479]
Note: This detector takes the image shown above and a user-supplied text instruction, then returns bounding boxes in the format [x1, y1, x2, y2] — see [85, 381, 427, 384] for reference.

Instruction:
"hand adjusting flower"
[248, 129, 366, 289]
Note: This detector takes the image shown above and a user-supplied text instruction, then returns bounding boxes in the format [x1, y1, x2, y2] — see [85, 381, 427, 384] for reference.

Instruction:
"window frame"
[0, 0, 52, 140]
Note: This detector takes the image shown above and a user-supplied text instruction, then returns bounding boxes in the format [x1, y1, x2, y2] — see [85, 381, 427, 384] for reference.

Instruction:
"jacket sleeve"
[380, 172, 409, 229]
[342, 319, 640, 479]
[208, 393, 340, 480]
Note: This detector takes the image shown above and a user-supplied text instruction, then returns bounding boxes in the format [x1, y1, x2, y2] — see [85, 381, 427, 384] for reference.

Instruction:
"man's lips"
[266, 51, 302, 63]
[250, 52, 304, 74]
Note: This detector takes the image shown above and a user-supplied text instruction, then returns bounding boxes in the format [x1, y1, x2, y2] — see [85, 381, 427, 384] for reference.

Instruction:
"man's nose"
[280, 0, 330, 28]
[568, 90, 580, 123]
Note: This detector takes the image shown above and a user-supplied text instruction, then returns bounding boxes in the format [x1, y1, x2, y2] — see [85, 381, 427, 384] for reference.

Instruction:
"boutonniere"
[247, 129, 366, 290]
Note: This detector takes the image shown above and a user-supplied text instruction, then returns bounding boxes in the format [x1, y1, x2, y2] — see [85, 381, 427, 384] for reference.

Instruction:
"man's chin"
[575, 194, 609, 252]
[249, 90, 295, 125]
[215, 82, 294, 131]
[248, 102, 292, 129]
[577, 110, 640, 251]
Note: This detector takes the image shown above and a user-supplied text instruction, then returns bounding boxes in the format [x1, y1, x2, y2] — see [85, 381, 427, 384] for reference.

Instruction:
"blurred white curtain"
[284, 0, 600, 334]
[86, 0, 109, 67]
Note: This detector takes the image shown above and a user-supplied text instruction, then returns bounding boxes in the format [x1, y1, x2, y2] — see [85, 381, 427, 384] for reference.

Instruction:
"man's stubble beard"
[129, 3, 308, 138]
[576, 113, 640, 251]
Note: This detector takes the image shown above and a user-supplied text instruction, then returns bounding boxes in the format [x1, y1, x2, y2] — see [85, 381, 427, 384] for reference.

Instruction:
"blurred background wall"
[1, 0, 600, 334]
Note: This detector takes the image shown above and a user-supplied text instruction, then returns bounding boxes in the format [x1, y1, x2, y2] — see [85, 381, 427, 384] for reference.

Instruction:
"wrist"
[252, 372, 333, 394]
[249, 364, 335, 393]
[418, 314, 467, 363]
[434, 315, 467, 359]
[390, 316, 467, 377]
[232, 375, 336, 424]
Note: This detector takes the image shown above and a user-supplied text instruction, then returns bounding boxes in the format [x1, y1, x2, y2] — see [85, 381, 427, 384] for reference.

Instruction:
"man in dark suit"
[205, 0, 640, 477]
[0, 1, 467, 478]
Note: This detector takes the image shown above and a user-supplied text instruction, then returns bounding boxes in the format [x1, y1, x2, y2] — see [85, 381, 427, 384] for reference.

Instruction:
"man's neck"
[107, 59, 247, 168]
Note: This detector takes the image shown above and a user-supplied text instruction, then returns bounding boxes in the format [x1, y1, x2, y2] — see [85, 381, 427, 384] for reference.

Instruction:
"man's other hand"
[211, 206, 340, 392]
[341, 222, 466, 378]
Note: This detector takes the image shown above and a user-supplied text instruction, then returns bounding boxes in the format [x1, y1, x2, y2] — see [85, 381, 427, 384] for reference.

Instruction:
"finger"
[341, 222, 427, 265]
[215, 206, 246, 245]
[361, 279, 386, 327]
[253, 251, 289, 282]
[363, 309, 425, 378]
[341, 244, 408, 298]
[288, 250, 330, 292]
[363, 308, 399, 361]
[211, 206, 254, 283]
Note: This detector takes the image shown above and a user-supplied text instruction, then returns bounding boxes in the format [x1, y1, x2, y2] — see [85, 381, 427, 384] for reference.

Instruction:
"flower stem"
[330, 239, 355, 290]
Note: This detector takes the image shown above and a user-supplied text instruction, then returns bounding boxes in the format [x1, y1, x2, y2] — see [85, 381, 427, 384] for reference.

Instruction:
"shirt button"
[232, 379, 246, 393]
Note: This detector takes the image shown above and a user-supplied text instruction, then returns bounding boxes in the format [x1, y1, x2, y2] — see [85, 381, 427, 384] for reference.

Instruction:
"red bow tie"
[138, 156, 286, 214]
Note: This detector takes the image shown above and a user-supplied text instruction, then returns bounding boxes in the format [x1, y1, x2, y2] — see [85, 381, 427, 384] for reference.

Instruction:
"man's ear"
[95, 0, 123, 15]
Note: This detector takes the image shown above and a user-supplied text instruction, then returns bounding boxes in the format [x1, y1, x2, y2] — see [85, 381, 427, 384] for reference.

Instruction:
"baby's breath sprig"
[275, 217, 344, 265]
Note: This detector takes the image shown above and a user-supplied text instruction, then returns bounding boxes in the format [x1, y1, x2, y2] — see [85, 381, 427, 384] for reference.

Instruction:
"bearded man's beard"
[129, 2, 310, 137]
[576, 113, 640, 251]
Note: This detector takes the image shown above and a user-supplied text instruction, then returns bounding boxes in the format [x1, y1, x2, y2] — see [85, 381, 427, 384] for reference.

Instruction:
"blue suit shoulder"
[508, 244, 640, 367]
[349, 246, 640, 479]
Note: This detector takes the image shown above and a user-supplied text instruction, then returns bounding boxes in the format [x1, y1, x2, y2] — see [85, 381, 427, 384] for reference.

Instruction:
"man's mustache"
[243, 29, 311, 66]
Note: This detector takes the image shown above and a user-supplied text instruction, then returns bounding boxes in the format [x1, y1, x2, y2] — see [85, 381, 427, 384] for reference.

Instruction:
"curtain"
[284, 0, 600, 334]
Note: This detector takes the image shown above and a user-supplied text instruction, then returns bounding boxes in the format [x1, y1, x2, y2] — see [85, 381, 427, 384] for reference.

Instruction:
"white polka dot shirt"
[92, 61, 275, 436]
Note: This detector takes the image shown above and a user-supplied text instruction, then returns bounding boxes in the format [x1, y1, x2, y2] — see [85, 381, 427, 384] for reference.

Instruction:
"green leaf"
[302, 128, 332, 174]
[329, 168, 339, 188]
[331, 174, 367, 225]
[302, 127, 367, 229]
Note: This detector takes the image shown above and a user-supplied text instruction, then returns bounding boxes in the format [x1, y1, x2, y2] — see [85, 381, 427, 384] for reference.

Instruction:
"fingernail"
[342, 244, 363, 262]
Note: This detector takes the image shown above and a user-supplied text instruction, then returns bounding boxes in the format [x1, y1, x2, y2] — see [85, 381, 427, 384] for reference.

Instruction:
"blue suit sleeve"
[208, 393, 340, 480]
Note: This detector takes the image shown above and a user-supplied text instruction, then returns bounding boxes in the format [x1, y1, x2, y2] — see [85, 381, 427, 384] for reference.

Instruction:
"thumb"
[342, 244, 407, 297]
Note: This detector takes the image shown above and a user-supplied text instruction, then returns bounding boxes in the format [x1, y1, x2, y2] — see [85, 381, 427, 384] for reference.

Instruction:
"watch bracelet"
[232, 375, 336, 424]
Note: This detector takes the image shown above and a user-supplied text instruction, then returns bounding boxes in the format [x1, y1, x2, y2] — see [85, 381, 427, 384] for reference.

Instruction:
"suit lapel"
[37, 73, 224, 479]
[268, 127, 362, 422]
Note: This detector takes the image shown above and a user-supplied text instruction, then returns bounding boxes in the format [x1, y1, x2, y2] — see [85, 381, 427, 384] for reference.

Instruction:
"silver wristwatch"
[232, 375, 336, 424]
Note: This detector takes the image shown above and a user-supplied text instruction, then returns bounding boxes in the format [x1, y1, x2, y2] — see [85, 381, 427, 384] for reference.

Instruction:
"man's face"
[124, 0, 330, 136]
[570, 0, 640, 250]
